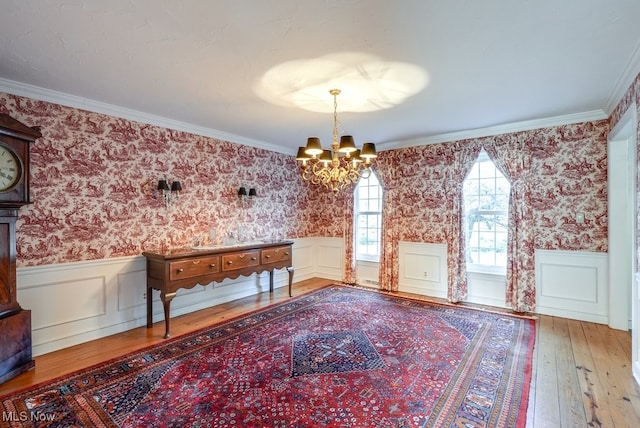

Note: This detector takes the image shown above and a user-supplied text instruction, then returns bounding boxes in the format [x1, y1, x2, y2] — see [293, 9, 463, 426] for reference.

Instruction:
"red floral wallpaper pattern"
[0, 93, 344, 267]
[375, 121, 609, 255]
[1, 92, 611, 278]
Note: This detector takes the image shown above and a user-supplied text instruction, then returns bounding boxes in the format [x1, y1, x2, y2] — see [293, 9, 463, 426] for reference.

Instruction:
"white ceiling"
[1, 0, 640, 154]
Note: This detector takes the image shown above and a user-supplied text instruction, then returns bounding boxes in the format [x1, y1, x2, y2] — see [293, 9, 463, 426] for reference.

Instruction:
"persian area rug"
[0, 285, 535, 427]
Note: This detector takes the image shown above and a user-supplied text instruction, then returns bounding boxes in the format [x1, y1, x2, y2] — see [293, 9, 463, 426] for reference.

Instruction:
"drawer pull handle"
[251, 257, 257, 261]
[227, 260, 233, 265]
[285, 252, 289, 255]
[177, 268, 184, 273]
[265, 255, 271, 258]
[192, 260, 201, 264]
[239, 254, 245, 259]
[209, 263, 216, 267]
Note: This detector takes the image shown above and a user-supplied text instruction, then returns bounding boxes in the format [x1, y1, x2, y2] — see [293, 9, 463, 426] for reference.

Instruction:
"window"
[355, 171, 383, 262]
[463, 150, 510, 272]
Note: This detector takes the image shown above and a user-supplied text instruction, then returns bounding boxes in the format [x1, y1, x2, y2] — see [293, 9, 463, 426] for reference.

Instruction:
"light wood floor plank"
[553, 317, 587, 426]
[582, 321, 640, 426]
[594, 323, 640, 422]
[567, 319, 613, 427]
[530, 315, 561, 427]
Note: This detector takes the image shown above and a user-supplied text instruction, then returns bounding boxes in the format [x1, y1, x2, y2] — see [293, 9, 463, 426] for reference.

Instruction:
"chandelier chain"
[332, 90, 338, 145]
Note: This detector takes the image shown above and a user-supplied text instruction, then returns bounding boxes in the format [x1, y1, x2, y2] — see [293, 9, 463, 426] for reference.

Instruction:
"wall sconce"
[158, 179, 182, 208]
[238, 187, 257, 204]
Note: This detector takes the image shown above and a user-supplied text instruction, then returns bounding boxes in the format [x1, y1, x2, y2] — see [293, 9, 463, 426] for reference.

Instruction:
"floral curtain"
[373, 153, 399, 291]
[343, 183, 357, 284]
[484, 136, 535, 312]
[448, 142, 483, 302]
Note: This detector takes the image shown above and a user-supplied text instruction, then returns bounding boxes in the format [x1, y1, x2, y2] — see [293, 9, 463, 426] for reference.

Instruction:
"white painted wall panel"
[398, 242, 447, 298]
[117, 269, 147, 312]
[315, 237, 344, 281]
[539, 265, 598, 302]
[356, 260, 379, 286]
[467, 272, 506, 308]
[22, 276, 106, 329]
[535, 250, 608, 324]
[292, 238, 315, 281]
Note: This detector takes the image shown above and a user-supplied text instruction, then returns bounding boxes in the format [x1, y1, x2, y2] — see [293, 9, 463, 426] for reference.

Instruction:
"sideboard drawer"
[169, 256, 220, 280]
[222, 250, 260, 271]
[261, 246, 291, 264]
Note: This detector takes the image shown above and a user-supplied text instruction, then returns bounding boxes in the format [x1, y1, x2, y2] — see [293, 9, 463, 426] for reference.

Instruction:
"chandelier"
[296, 89, 377, 193]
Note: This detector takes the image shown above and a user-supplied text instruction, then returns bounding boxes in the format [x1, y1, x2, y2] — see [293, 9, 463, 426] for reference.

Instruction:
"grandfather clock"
[0, 114, 40, 384]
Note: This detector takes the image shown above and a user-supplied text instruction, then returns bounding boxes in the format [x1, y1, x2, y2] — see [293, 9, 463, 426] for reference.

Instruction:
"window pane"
[467, 163, 480, 179]
[496, 177, 510, 195]
[479, 178, 495, 194]
[478, 161, 495, 178]
[465, 196, 480, 211]
[354, 172, 383, 261]
[479, 195, 495, 209]
[462, 151, 511, 269]
[495, 195, 509, 209]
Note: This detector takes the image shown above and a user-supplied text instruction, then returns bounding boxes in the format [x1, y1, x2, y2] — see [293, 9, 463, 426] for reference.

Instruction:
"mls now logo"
[2, 411, 56, 422]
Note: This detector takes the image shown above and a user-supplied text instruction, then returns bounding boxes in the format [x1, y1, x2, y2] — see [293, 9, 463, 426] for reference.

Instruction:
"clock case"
[0, 114, 41, 384]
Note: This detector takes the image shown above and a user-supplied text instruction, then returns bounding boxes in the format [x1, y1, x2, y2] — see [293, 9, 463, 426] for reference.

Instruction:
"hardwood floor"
[1, 278, 639, 427]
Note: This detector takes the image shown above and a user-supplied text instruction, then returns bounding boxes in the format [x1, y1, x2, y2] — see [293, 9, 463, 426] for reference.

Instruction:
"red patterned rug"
[1, 285, 535, 427]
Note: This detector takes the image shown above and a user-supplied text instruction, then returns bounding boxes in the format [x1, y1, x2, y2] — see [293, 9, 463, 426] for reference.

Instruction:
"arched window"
[354, 171, 383, 262]
[463, 150, 510, 272]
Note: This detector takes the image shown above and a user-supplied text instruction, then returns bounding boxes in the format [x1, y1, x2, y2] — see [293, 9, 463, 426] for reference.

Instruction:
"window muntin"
[355, 171, 382, 262]
[463, 150, 510, 271]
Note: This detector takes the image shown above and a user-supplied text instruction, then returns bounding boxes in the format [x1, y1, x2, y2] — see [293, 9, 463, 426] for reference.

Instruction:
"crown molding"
[0, 77, 616, 156]
[604, 39, 640, 115]
[0, 78, 290, 155]
[377, 110, 608, 151]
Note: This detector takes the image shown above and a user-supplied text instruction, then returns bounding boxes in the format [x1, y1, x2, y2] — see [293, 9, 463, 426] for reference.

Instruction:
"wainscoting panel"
[467, 272, 507, 308]
[398, 242, 448, 298]
[356, 260, 380, 287]
[315, 237, 344, 281]
[22, 276, 107, 330]
[535, 250, 608, 324]
[291, 238, 315, 282]
[117, 268, 149, 312]
[17, 256, 146, 356]
[16, 237, 340, 356]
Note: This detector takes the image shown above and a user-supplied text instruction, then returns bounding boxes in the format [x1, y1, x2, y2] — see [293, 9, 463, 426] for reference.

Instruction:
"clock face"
[0, 144, 22, 192]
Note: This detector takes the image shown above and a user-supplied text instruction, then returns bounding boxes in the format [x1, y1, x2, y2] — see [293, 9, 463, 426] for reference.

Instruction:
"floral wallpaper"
[1, 91, 611, 278]
[530, 122, 609, 251]
[0, 93, 342, 267]
[375, 121, 609, 254]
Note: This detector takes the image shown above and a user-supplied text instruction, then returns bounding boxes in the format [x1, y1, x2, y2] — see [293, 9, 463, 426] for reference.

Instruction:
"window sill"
[467, 265, 506, 277]
[356, 257, 380, 264]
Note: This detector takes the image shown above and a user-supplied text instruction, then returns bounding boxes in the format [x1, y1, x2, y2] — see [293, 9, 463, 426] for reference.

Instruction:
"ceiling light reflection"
[255, 52, 428, 112]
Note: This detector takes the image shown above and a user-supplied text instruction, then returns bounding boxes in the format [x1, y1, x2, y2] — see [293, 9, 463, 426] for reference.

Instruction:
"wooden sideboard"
[143, 240, 294, 338]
